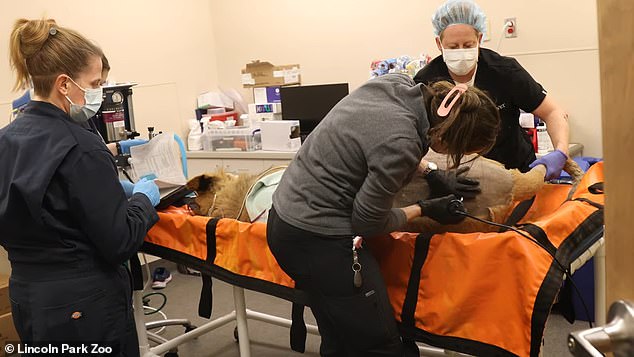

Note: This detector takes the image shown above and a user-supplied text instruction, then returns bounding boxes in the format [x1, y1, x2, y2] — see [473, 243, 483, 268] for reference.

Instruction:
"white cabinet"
[264, 159, 293, 170]
[187, 158, 223, 178]
[186, 151, 295, 178]
[223, 159, 264, 175]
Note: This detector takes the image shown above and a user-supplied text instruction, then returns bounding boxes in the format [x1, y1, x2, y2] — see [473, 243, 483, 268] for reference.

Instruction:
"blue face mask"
[64, 77, 103, 123]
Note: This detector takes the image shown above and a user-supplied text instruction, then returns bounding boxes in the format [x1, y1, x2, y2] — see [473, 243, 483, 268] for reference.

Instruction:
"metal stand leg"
[594, 239, 607, 325]
[418, 344, 474, 356]
[134, 291, 160, 357]
[245, 309, 320, 335]
[233, 286, 252, 357]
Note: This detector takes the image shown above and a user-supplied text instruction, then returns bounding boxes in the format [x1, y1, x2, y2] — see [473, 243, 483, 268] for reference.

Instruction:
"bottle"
[239, 114, 250, 127]
[187, 119, 203, 151]
[201, 122, 213, 151]
[536, 122, 554, 154]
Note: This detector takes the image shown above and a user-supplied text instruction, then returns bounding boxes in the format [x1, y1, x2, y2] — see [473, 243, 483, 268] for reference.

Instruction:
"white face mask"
[442, 46, 479, 76]
[65, 77, 103, 123]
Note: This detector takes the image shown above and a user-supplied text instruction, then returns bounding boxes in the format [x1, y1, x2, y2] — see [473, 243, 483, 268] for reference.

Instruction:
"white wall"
[0, 1, 604, 154]
[0, 0, 605, 272]
[209, 0, 602, 156]
[0, 0, 220, 138]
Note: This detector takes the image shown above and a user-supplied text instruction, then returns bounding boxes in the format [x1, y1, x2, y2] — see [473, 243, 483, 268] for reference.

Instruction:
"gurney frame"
[132, 235, 605, 356]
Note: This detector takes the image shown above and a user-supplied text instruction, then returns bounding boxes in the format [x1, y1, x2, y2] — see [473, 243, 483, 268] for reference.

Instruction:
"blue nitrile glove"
[529, 149, 568, 180]
[118, 139, 148, 155]
[120, 179, 135, 198]
[132, 177, 160, 207]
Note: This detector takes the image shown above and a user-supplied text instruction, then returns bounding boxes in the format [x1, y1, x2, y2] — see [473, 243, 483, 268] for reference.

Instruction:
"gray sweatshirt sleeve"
[351, 136, 422, 237]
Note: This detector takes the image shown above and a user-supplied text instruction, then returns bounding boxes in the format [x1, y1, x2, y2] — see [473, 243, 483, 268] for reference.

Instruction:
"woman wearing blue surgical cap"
[414, 0, 570, 179]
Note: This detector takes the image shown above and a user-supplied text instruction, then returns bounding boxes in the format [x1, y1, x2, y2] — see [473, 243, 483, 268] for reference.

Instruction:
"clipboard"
[156, 185, 194, 211]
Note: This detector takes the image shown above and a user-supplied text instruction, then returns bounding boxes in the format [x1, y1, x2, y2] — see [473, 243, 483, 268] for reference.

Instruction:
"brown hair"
[9, 18, 102, 96]
[101, 53, 110, 71]
[424, 81, 500, 168]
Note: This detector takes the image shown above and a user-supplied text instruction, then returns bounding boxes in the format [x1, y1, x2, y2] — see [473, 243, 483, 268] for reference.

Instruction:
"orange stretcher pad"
[142, 162, 604, 357]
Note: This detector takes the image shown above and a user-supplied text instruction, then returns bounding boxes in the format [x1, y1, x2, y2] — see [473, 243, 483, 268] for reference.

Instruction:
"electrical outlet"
[504, 17, 517, 38]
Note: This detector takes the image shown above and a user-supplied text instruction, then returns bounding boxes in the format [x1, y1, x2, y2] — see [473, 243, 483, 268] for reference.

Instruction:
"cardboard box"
[0, 313, 19, 356]
[0, 275, 9, 316]
[260, 120, 301, 152]
[241, 61, 301, 88]
[253, 86, 281, 104]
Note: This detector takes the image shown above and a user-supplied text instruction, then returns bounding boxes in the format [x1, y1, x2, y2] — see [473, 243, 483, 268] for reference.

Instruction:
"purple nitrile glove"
[529, 149, 568, 180]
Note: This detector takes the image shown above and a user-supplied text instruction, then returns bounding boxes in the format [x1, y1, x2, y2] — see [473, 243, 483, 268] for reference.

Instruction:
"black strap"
[554, 277, 576, 323]
[401, 232, 433, 328]
[521, 224, 558, 258]
[198, 218, 220, 319]
[588, 182, 604, 194]
[198, 273, 213, 318]
[574, 197, 604, 209]
[402, 337, 420, 357]
[500, 196, 536, 232]
[290, 303, 307, 353]
[129, 254, 144, 291]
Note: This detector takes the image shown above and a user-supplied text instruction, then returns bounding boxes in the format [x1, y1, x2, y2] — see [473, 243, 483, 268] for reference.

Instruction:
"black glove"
[425, 166, 481, 199]
[418, 194, 466, 225]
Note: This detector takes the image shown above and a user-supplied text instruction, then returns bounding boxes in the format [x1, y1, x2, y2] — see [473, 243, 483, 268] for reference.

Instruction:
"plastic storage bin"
[202, 127, 261, 152]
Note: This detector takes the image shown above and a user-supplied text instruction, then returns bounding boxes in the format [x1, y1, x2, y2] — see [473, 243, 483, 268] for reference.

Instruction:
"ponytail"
[424, 81, 500, 168]
[9, 18, 102, 96]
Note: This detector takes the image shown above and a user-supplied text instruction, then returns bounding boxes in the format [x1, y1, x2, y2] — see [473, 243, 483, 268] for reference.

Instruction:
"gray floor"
[139, 260, 590, 357]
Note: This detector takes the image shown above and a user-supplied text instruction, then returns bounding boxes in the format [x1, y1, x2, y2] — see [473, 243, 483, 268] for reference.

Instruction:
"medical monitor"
[280, 83, 349, 138]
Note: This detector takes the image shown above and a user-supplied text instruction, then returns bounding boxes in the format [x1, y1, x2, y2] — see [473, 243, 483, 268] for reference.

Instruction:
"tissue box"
[248, 103, 282, 115]
[248, 103, 283, 122]
[260, 120, 301, 152]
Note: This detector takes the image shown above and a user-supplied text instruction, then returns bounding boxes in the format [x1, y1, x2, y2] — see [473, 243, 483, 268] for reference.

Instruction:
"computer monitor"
[280, 83, 349, 138]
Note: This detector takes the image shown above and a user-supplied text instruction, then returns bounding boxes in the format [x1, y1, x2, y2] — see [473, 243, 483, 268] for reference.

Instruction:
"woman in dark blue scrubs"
[0, 18, 160, 356]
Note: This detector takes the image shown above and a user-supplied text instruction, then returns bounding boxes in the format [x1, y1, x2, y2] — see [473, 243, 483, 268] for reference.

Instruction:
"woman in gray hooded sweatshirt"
[269, 74, 500, 356]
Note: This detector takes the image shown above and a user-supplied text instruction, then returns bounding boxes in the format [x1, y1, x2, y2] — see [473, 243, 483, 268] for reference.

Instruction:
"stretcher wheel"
[233, 326, 239, 342]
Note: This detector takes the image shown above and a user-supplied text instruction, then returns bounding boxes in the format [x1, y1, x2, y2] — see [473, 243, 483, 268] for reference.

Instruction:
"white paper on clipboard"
[129, 133, 186, 197]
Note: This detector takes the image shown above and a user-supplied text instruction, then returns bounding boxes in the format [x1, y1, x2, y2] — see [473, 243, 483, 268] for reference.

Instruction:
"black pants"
[267, 206, 404, 357]
[9, 265, 139, 357]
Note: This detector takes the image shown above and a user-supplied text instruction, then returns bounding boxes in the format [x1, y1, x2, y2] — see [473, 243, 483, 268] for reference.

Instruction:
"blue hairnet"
[432, 0, 487, 37]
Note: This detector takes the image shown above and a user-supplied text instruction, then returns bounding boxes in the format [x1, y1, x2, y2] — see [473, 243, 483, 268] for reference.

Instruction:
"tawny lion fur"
[186, 154, 583, 234]
[186, 166, 287, 222]
[393, 151, 583, 234]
